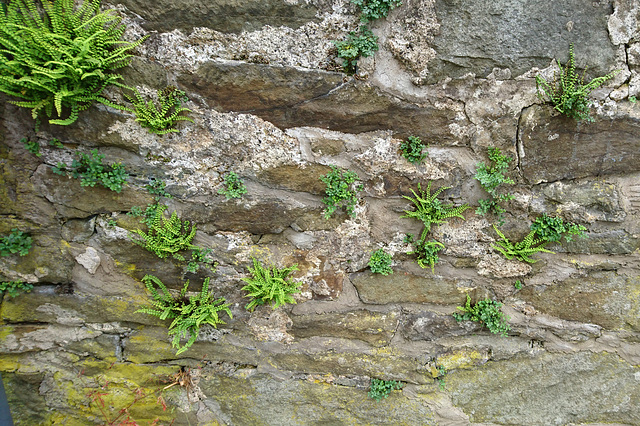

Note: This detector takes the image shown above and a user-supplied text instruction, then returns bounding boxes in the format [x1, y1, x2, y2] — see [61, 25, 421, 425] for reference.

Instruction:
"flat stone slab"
[519, 105, 640, 183]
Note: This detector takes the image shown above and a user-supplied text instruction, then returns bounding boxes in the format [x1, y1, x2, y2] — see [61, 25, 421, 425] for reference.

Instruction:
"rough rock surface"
[1, 0, 639, 424]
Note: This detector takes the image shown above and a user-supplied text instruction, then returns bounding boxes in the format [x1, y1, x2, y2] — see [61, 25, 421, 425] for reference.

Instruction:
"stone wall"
[1, 0, 640, 424]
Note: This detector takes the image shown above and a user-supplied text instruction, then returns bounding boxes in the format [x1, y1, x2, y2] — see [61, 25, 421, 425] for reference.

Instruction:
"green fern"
[453, 294, 510, 336]
[401, 182, 470, 241]
[129, 205, 196, 260]
[491, 225, 555, 263]
[406, 237, 444, 272]
[136, 274, 231, 355]
[241, 258, 302, 312]
[535, 44, 619, 122]
[0, 0, 146, 128]
[124, 86, 194, 135]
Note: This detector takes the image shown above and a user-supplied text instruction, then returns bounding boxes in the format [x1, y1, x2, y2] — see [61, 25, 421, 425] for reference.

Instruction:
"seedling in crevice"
[368, 248, 393, 275]
[332, 26, 378, 75]
[218, 171, 247, 200]
[320, 166, 363, 219]
[368, 378, 403, 401]
[400, 136, 428, 165]
[474, 147, 515, 226]
[453, 294, 511, 336]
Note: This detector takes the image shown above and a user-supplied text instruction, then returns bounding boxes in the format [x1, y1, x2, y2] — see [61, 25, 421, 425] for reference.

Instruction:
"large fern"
[401, 182, 470, 241]
[136, 274, 232, 355]
[241, 258, 302, 312]
[491, 225, 555, 263]
[129, 205, 197, 260]
[0, 0, 146, 127]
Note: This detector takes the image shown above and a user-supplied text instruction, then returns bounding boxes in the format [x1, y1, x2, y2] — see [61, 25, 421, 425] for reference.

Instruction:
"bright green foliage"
[0, 228, 33, 256]
[530, 214, 587, 243]
[136, 274, 231, 355]
[405, 236, 444, 272]
[186, 247, 216, 274]
[453, 294, 511, 336]
[0, 281, 33, 297]
[332, 25, 378, 74]
[536, 44, 619, 122]
[368, 248, 393, 275]
[401, 181, 470, 241]
[399, 136, 427, 165]
[218, 172, 247, 200]
[630, 96, 637, 104]
[129, 205, 197, 260]
[434, 365, 446, 390]
[0, 0, 146, 128]
[514, 280, 522, 290]
[241, 258, 302, 312]
[146, 178, 172, 199]
[352, 0, 402, 22]
[48, 138, 64, 148]
[320, 166, 363, 219]
[127, 202, 163, 227]
[368, 378, 403, 401]
[474, 147, 515, 226]
[124, 86, 193, 135]
[52, 149, 128, 192]
[21, 137, 40, 156]
[492, 225, 555, 263]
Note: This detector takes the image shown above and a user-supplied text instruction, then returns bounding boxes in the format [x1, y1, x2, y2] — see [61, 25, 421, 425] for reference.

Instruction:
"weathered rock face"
[1, 0, 640, 424]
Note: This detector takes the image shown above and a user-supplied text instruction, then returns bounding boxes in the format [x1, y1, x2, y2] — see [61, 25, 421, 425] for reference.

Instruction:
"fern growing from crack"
[136, 274, 231, 355]
[129, 205, 196, 260]
[401, 181, 470, 242]
[0, 0, 146, 128]
[491, 225, 555, 263]
[241, 258, 302, 312]
[123, 86, 194, 135]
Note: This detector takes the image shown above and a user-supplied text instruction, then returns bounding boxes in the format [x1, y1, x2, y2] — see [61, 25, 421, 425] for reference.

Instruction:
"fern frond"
[491, 225, 555, 263]
[241, 258, 302, 311]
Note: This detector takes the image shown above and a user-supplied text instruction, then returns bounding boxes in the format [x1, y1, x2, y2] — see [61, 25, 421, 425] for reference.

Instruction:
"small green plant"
[320, 166, 363, 219]
[218, 172, 247, 200]
[21, 137, 40, 157]
[129, 205, 196, 261]
[52, 149, 129, 193]
[136, 274, 231, 355]
[333, 25, 379, 74]
[48, 138, 64, 148]
[128, 203, 163, 227]
[0, 281, 33, 298]
[530, 214, 587, 243]
[368, 378, 403, 401]
[146, 178, 172, 199]
[453, 294, 511, 336]
[401, 181, 470, 241]
[474, 147, 515, 226]
[0, 0, 146, 128]
[492, 225, 555, 264]
[535, 44, 619, 122]
[186, 247, 216, 274]
[241, 258, 302, 312]
[368, 248, 393, 275]
[434, 365, 447, 390]
[514, 280, 523, 290]
[0, 229, 33, 256]
[405, 235, 445, 272]
[352, 0, 403, 22]
[630, 96, 637, 104]
[124, 86, 194, 135]
[399, 136, 427, 165]
[106, 219, 117, 228]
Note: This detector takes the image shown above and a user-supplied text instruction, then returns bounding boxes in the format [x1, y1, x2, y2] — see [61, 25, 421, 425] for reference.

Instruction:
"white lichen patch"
[477, 253, 532, 278]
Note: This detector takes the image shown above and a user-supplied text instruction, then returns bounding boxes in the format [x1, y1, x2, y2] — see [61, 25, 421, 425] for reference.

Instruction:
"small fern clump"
[492, 225, 555, 263]
[124, 86, 194, 135]
[399, 136, 427, 165]
[474, 147, 514, 226]
[453, 294, 510, 336]
[21, 138, 41, 157]
[352, 0, 402, 22]
[405, 235, 444, 272]
[0, 229, 33, 257]
[368, 378, 403, 401]
[368, 248, 393, 275]
[0, 281, 33, 298]
[136, 275, 231, 355]
[218, 172, 247, 200]
[0, 0, 146, 128]
[52, 149, 129, 192]
[530, 214, 587, 243]
[401, 181, 470, 241]
[332, 26, 378, 75]
[129, 205, 197, 260]
[241, 258, 302, 312]
[536, 44, 619, 123]
[320, 166, 363, 219]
